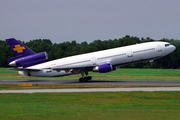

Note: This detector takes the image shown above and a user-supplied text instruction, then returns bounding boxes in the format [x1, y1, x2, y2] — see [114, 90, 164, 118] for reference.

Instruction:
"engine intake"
[93, 63, 116, 73]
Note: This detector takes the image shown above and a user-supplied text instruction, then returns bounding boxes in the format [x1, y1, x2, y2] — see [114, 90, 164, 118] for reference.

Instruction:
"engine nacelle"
[9, 52, 48, 67]
[93, 63, 116, 73]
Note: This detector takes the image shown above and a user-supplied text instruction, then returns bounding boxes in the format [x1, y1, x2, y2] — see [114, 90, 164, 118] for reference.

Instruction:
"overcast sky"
[1, 0, 180, 43]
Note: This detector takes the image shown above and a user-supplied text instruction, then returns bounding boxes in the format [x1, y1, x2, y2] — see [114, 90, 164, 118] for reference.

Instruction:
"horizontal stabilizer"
[9, 67, 41, 71]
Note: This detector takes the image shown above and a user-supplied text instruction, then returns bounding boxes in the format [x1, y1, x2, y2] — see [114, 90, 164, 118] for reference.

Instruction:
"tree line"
[0, 35, 180, 68]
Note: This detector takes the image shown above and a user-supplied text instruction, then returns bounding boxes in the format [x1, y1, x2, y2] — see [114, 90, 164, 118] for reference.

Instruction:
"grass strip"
[0, 92, 180, 120]
[1, 84, 180, 90]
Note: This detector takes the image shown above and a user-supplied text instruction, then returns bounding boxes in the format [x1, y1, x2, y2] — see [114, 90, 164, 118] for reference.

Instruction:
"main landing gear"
[79, 76, 92, 82]
[79, 71, 92, 82]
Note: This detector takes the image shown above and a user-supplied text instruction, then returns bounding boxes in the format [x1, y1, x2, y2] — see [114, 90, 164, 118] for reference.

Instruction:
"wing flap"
[51, 64, 95, 70]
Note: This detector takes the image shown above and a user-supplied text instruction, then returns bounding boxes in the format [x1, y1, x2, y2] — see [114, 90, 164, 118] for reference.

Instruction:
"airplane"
[6, 38, 176, 82]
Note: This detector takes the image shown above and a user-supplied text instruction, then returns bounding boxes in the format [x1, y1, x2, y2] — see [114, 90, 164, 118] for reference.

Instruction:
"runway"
[1, 87, 180, 93]
[1, 79, 180, 85]
[1, 79, 180, 93]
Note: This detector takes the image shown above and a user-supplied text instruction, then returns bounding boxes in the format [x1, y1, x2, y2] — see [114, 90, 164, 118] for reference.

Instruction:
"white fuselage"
[19, 41, 175, 77]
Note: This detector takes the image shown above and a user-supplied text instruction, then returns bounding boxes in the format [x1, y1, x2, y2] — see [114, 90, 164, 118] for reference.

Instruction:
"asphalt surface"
[1, 79, 180, 85]
[1, 79, 180, 93]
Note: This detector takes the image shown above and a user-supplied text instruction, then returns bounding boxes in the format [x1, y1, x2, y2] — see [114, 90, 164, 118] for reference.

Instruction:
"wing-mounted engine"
[93, 63, 116, 73]
[9, 52, 48, 67]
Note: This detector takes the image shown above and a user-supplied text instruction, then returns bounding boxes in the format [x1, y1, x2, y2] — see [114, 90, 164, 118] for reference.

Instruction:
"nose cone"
[166, 45, 176, 55]
[171, 45, 176, 52]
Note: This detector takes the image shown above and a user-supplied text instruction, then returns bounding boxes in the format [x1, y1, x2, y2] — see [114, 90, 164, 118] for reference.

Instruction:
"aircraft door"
[91, 57, 97, 65]
[126, 50, 133, 62]
[157, 45, 162, 56]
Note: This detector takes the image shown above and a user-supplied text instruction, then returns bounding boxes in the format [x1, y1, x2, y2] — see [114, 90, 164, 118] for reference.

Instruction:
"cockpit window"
[165, 44, 170, 47]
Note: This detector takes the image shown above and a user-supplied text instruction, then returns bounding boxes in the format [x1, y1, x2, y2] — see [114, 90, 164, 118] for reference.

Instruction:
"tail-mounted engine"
[9, 52, 48, 67]
[93, 63, 116, 73]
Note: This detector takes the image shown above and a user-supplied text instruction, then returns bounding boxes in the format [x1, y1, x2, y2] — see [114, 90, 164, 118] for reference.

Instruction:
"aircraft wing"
[51, 64, 96, 70]
[50, 60, 111, 71]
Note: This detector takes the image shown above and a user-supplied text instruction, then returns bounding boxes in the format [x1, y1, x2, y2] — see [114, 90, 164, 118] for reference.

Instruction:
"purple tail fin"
[6, 38, 35, 63]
